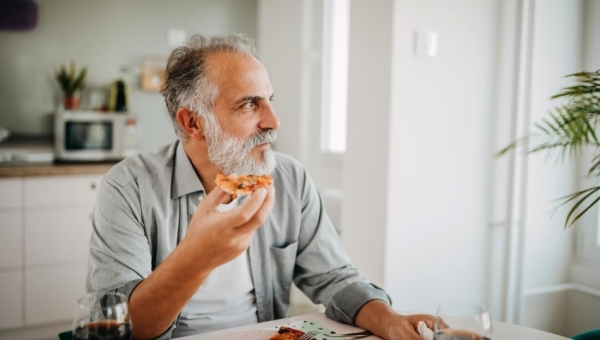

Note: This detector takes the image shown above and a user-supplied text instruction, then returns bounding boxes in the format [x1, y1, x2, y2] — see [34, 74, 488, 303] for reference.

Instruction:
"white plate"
[207, 329, 277, 340]
[208, 319, 346, 340]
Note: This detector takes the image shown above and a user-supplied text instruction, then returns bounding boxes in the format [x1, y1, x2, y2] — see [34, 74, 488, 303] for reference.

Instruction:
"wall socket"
[414, 31, 437, 57]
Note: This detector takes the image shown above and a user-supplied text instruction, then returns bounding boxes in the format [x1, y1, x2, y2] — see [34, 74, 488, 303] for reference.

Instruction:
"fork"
[297, 330, 372, 340]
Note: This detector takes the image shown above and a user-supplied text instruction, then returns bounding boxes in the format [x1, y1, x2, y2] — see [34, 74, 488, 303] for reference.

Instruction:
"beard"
[202, 114, 278, 175]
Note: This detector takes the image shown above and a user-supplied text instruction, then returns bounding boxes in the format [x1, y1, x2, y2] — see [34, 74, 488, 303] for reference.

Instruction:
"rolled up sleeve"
[86, 177, 150, 296]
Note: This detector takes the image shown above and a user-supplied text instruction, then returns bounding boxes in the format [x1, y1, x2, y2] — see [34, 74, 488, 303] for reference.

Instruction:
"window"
[321, 0, 350, 154]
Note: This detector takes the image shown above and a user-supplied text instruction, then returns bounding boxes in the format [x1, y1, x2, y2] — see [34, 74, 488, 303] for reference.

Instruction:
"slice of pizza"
[215, 174, 273, 199]
[268, 326, 307, 340]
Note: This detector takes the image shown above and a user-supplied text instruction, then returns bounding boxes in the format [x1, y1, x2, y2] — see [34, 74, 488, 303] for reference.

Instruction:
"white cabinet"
[25, 266, 87, 326]
[0, 174, 104, 330]
[0, 272, 23, 329]
[25, 208, 92, 265]
[0, 211, 22, 268]
[24, 175, 100, 207]
[0, 179, 22, 330]
[0, 178, 22, 208]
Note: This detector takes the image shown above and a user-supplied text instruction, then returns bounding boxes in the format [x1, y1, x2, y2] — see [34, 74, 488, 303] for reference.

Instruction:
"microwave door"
[65, 121, 113, 151]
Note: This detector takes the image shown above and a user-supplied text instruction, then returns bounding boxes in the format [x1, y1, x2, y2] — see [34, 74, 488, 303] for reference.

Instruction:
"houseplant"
[498, 70, 600, 228]
[55, 61, 87, 109]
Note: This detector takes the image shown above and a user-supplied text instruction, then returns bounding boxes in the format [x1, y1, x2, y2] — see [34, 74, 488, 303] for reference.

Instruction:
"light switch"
[168, 29, 187, 48]
[414, 31, 437, 57]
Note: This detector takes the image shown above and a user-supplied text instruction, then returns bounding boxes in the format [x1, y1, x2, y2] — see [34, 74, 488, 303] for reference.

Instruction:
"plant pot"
[63, 95, 79, 110]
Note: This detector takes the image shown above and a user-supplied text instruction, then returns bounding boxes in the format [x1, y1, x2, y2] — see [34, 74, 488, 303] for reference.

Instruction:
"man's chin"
[222, 150, 276, 175]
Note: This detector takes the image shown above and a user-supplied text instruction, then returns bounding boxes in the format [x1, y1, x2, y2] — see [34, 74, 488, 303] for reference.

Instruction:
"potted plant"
[55, 61, 87, 110]
[498, 70, 600, 228]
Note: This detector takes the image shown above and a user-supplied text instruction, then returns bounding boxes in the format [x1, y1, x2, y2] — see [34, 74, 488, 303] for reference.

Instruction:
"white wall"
[257, 0, 307, 163]
[341, 0, 394, 288]
[576, 0, 600, 265]
[383, 0, 497, 312]
[519, 0, 583, 335]
[342, 0, 498, 310]
[0, 0, 257, 152]
[521, 0, 581, 291]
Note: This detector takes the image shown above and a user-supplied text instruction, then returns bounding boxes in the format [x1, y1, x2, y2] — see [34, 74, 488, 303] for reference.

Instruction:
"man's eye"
[242, 101, 256, 109]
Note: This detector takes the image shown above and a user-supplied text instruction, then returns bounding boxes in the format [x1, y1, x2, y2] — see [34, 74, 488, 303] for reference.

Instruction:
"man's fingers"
[219, 193, 233, 205]
[219, 187, 268, 227]
[198, 187, 228, 214]
[235, 185, 275, 233]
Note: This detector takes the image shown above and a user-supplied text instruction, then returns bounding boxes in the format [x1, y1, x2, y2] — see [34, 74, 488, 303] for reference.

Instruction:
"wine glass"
[434, 300, 492, 340]
[72, 292, 132, 340]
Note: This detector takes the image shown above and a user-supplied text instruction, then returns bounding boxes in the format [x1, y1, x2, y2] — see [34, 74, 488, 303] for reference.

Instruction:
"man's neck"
[182, 140, 219, 194]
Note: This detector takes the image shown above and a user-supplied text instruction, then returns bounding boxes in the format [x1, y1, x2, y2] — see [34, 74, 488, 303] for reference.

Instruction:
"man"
[87, 34, 434, 340]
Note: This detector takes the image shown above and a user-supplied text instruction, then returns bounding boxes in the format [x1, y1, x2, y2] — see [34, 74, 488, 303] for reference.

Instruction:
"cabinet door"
[0, 178, 22, 209]
[25, 208, 92, 266]
[24, 175, 102, 208]
[0, 271, 23, 329]
[25, 265, 87, 326]
[0, 211, 22, 268]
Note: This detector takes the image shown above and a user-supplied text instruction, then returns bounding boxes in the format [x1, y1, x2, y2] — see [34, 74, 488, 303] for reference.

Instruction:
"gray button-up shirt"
[86, 140, 390, 339]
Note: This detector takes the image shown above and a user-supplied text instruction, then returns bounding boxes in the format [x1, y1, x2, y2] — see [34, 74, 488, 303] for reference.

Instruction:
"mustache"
[245, 130, 277, 148]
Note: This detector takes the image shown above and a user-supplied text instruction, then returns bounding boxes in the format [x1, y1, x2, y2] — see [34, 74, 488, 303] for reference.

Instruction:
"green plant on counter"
[498, 70, 600, 228]
[55, 61, 87, 96]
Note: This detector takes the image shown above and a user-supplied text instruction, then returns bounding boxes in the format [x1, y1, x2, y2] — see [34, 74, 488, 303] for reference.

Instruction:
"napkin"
[417, 321, 434, 340]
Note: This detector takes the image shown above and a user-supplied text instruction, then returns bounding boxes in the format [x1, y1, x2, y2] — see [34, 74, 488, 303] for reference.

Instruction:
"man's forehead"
[205, 52, 268, 87]
[205, 54, 274, 106]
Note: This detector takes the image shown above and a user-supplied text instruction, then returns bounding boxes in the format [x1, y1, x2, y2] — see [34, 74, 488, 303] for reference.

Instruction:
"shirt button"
[198, 196, 204, 202]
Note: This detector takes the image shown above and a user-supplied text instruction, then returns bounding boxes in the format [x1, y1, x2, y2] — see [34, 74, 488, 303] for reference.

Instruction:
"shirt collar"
[171, 140, 205, 199]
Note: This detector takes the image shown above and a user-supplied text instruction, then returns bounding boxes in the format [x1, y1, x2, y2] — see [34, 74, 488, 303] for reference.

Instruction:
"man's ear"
[176, 108, 204, 141]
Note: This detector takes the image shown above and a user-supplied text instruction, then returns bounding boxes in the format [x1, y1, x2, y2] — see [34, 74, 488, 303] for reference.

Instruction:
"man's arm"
[129, 186, 273, 339]
[286, 161, 435, 340]
[89, 177, 274, 339]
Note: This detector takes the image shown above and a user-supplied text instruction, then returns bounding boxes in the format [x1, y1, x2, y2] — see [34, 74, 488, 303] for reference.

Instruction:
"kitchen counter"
[0, 162, 117, 177]
[0, 137, 118, 177]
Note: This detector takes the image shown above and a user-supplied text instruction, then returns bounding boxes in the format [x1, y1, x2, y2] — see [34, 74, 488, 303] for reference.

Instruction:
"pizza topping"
[215, 174, 273, 199]
[268, 326, 307, 340]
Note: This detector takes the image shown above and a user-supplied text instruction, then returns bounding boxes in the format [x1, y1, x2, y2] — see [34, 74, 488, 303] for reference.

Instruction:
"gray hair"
[160, 33, 260, 139]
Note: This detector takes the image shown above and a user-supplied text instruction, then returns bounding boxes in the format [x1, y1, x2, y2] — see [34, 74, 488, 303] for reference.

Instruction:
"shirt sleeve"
[86, 177, 177, 339]
[292, 166, 392, 325]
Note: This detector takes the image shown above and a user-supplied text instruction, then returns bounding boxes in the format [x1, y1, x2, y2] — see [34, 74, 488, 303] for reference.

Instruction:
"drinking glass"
[72, 292, 132, 340]
[434, 300, 492, 340]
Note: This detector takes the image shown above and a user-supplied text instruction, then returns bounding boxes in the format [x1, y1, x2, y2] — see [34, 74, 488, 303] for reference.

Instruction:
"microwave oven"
[54, 110, 139, 161]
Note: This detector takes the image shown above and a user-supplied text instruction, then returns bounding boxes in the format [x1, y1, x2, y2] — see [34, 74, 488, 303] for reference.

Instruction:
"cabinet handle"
[91, 182, 97, 190]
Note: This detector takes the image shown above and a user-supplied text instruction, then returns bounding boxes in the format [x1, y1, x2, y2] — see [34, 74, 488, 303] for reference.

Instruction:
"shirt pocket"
[269, 241, 298, 309]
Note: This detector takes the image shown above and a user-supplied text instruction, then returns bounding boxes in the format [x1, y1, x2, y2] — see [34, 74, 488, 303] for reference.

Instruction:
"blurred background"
[0, 0, 598, 339]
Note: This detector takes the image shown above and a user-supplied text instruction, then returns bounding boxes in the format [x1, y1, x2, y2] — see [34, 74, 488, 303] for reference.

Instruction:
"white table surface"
[181, 313, 571, 340]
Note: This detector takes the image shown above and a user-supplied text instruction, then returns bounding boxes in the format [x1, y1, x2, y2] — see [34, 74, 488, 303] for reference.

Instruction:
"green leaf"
[566, 194, 600, 228]
[54, 62, 87, 95]
[562, 187, 600, 228]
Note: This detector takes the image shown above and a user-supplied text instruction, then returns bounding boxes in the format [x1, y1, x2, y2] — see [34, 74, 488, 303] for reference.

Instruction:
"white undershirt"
[176, 198, 258, 337]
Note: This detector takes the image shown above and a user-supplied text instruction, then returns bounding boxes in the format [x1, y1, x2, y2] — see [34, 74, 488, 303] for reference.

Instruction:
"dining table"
[181, 312, 571, 340]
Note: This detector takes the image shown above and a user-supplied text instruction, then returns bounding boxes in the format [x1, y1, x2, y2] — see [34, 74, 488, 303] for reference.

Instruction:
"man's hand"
[356, 300, 437, 340]
[381, 314, 437, 340]
[183, 185, 275, 273]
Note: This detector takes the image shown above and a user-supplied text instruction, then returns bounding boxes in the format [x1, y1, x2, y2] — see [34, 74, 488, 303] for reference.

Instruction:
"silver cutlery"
[297, 329, 372, 340]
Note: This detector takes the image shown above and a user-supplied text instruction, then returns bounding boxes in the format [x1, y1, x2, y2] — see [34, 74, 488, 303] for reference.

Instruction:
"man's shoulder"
[104, 141, 177, 188]
[272, 151, 310, 192]
[273, 151, 306, 174]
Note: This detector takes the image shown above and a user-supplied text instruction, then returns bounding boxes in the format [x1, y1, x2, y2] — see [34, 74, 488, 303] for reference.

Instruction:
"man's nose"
[259, 102, 280, 131]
